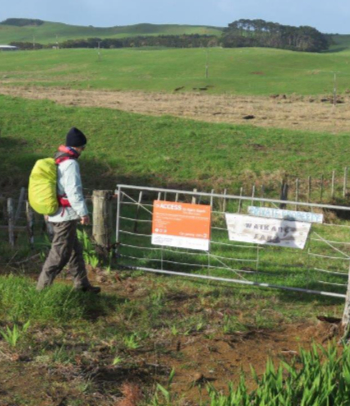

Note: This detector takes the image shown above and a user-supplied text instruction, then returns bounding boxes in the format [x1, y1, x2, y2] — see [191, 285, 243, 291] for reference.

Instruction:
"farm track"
[1, 85, 350, 133]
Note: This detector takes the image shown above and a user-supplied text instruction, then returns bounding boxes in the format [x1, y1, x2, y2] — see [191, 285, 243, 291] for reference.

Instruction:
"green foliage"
[0, 275, 114, 324]
[0, 18, 44, 27]
[12, 34, 219, 50]
[112, 355, 123, 366]
[150, 369, 176, 405]
[52, 344, 76, 364]
[0, 320, 30, 347]
[77, 229, 99, 268]
[222, 315, 247, 334]
[207, 344, 350, 405]
[123, 333, 140, 350]
[223, 19, 329, 52]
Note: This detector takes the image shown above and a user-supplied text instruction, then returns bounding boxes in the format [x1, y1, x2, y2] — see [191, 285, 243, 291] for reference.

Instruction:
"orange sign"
[152, 201, 211, 251]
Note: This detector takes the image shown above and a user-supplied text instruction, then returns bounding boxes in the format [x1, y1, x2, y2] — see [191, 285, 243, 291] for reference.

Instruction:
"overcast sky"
[1, 0, 348, 34]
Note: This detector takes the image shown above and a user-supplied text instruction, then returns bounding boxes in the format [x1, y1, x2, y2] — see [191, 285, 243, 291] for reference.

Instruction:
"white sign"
[248, 206, 323, 224]
[152, 234, 210, 251]
[225, 214, 311, 249]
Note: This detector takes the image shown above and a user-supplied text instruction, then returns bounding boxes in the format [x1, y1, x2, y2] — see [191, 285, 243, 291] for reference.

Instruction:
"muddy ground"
[0, 267, 342, 406]
[1, 85, 350, 134]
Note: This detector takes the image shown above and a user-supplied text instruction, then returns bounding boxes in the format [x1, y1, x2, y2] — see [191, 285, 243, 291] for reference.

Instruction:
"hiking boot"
[78, 285, 101, 294]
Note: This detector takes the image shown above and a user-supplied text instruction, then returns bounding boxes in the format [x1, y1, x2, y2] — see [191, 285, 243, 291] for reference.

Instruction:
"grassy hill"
[330, 34, 350, 50]
[1, 94, 349, 192]
[1, 47, 350, 95]
[0, 19, 223, 44]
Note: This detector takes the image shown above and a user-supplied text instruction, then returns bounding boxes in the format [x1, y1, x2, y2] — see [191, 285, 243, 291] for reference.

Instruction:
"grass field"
[1, 46, 350, 95]
[1, 94, 350, 194]
[0, 20, 223, 44]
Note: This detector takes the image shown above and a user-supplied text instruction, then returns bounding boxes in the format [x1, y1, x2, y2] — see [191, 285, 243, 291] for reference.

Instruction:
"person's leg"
[37, 221, 76, 290]
[68, 230, 101, 293]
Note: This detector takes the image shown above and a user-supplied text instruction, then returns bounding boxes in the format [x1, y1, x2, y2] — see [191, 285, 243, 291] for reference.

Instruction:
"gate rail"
[115, 184, 350, 299]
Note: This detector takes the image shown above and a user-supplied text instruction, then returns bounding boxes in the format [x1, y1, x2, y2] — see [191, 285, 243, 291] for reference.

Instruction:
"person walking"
[37, 127, 101, 293]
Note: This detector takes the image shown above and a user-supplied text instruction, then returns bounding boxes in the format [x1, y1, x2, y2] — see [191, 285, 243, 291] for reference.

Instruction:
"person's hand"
[80, 215, 90, 225]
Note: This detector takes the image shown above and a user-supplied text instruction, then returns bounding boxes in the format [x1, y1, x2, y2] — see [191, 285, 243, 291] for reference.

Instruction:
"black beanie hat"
[65, 127, 87, 147]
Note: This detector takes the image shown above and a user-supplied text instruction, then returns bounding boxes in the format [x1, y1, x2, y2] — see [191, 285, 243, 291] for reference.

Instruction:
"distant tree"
[222, 19, 329, 52]
[1, 18, 44, 27]
[11, 34, 219, 51]
[9, 41, 43, 50]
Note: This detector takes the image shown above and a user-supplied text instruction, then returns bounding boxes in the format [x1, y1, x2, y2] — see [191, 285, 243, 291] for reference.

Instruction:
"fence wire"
[115, 185, 350, 299]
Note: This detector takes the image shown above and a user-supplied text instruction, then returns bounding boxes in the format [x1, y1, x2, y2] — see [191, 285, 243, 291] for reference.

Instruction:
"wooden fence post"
[15, 187, 26, 225]
[331, 170, 336, 199]
[251, 185, 255, 207]
[307, 176, 312, 202]
[222, 189, 227, 212]
[192, 188, 197, 204]
[344, 167, 348, 198]
[261, 185, 265, 206]
[279, 182, 288, 209]
[92, 190, 113, 252]
[26, 201, 34, 246]
[7, 198, 15, 248]
[295, 178, 299, 210]
[210, 189, 215, 208]
[238, 187, 243, 213]
[341, 261, 350, 338]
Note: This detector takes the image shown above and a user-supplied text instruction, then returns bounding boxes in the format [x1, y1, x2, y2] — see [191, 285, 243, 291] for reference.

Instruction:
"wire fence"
[115, 185, 350, 299]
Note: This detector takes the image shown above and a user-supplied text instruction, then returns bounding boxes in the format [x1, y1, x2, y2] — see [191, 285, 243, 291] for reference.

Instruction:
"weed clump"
[0, 275, 116, 324]
[208, 344, 350, 405]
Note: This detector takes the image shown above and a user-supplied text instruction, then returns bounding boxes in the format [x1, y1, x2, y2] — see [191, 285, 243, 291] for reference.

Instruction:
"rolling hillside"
[1, 47, 350, 96]
[0, 18, 223, 44]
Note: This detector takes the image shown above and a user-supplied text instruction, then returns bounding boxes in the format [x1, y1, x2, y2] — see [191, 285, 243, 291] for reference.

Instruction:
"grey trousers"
[37, 220, 90, 290]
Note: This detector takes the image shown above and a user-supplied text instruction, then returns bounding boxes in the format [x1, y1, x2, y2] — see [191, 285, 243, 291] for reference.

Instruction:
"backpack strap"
[54, 146, 79, 211]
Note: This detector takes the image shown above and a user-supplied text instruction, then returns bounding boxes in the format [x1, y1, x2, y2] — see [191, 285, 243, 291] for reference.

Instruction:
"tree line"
[222, 19, 329, 52]
[1, 18, 44, 26]
[10, 35, 219, 50]
[8, 19, 330, 52]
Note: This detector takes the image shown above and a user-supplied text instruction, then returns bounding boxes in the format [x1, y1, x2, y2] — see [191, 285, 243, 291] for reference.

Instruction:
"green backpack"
[28, 158, 59, 215]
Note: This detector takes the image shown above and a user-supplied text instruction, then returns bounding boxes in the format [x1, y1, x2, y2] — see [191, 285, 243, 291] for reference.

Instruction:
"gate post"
[342, 261, 350, 336]
[93, 190, 113, 253]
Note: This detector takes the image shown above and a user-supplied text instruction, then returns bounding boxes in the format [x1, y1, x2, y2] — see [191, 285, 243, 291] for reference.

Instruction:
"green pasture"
[1, 46, 350, 95]
[1, 94, 350, 193]
[0, 21, 222, 44]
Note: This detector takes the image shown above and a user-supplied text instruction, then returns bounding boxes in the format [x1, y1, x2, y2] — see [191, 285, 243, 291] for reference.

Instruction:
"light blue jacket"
[49, 159, 89, 222]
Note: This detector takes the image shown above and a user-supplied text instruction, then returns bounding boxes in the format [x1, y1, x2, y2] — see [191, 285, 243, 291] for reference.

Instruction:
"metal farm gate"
[115, 185, 350, 299]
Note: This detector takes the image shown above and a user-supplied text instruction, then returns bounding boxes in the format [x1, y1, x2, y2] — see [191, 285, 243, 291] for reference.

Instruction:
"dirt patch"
[0, 85, 350, 133]
[0, 263, 343, 405]
[0, 318, 338, 405]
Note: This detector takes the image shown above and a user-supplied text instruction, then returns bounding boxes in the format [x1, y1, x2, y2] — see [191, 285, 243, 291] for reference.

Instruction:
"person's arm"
[62, 160, 89, 221]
